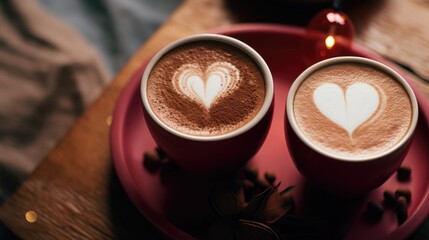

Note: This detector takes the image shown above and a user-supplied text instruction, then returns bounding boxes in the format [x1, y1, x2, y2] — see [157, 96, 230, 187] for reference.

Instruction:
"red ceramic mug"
[285, 56, 418, 196]
[141, 34, 274, 175]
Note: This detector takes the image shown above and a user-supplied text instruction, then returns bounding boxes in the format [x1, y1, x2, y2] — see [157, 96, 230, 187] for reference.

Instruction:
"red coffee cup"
[141, 34, 274, 175]
[285, 57, 418, 196]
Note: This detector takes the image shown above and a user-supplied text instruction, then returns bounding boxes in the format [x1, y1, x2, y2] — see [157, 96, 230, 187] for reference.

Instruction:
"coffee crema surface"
[147, 40, 265, 136]
[293, 62, 412, 158]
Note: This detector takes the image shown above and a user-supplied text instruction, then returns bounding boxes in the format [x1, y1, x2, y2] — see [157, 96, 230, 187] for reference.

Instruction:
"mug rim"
[141, 33, 274, 142]
[286, 56, 419, 162]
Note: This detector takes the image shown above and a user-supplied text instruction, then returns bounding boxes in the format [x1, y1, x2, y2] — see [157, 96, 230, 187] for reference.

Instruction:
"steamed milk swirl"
[173, 62, 241, 109]
[293, 63, 412, 158]
[147, 41, 265, 136]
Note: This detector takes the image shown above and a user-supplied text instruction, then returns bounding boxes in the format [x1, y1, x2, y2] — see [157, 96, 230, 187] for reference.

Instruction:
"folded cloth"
[38, 0, 183, 74]
[0, 0, 109, 203]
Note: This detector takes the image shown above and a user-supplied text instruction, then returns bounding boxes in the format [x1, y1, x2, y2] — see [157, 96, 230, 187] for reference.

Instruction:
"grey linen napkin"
[0, 0, 108, 201]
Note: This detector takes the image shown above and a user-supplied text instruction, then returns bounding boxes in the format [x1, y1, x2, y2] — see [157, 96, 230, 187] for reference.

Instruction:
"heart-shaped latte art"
[313, 82, 380, 136]
[172, 62, 240, 109]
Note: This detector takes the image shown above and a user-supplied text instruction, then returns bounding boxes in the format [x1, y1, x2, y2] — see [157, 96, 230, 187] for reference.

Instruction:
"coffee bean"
[397, 166, 411, 182]
[366, 202, 384, 221]
[396, 196, 408, 206]
[383, 190, 396, 208]
[143, 151, 161, 172]
[158, 157, 171, 166]
[264, 171, 276, 185]
[396, 196, 408, 224]
[395, 189, 411, 204]
[155, 146, 167, 159]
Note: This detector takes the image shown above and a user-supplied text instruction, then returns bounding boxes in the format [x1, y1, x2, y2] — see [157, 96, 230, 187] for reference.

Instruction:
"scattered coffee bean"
[244, 167, 258, 182]
[383, 190, 396, 208]
[159, 157, 171, 166]
[396, 196, 408, 207]
[366, 202, 384, 221]
[143, 151, 161, 172]
[397, 166, 411, 182]
[155, 146, 166, 159]
[395, 189, 411, 204]
[396, 196, 408, 224]
[366, 188, 412, 225]
[264, 171, 276, 185]
[143, 148, 175, 172]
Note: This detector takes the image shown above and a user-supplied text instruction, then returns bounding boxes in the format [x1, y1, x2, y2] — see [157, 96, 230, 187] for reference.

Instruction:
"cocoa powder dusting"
[293, 63, 412, 158]
[147, 41, 266, 136]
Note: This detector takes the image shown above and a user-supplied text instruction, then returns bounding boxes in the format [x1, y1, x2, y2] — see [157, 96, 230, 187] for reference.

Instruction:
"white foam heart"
[313, 82, 380, 136]
[173, 62, 240, 109]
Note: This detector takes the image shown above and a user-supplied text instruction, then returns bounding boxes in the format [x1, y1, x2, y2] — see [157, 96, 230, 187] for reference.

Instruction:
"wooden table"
[1, 0, 429, 239]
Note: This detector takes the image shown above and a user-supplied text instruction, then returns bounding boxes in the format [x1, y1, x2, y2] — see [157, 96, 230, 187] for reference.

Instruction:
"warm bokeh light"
[25, 211, 37, 223]
[305, 8, 355, 63]
[106, 115, 113, 126]
[326, 12, 345, 25]
[325, 35, 336, 49]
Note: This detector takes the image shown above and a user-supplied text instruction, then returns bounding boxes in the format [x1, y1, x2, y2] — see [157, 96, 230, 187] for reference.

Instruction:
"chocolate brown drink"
[146, 40, 266, 136]
[293, 62, 413, 159]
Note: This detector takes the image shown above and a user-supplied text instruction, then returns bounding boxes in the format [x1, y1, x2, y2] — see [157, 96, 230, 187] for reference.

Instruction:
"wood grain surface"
[1, 0, 429, 239]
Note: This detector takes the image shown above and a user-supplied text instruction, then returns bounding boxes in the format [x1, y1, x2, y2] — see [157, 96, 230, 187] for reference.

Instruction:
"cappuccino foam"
[147, 40, 265, 136]
[293, 62, 412, 158]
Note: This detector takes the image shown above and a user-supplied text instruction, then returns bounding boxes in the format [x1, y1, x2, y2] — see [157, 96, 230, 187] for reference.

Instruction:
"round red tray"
[110, 24, 429, 240]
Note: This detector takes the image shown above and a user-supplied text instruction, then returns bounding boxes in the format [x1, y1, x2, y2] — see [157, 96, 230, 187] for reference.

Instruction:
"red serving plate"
[110, 24, 429, 240]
